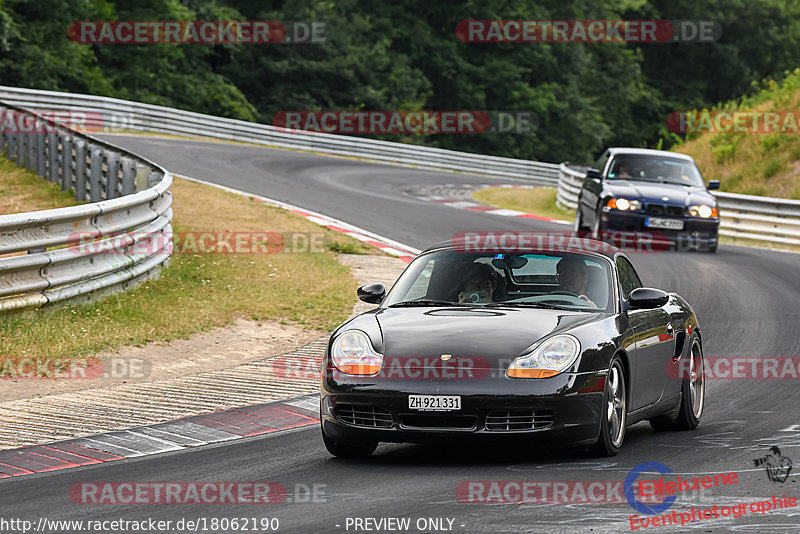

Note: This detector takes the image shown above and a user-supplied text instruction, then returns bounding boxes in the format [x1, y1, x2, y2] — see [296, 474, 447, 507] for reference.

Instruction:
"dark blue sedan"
[574, 148, 720, 252]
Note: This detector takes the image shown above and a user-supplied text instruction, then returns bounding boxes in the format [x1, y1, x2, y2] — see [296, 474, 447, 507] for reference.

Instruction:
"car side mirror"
[357, 283, 386, 304]
[586, 168, 602, 180]
[707, 180, 720, 190]
[628, 287, 669, 309]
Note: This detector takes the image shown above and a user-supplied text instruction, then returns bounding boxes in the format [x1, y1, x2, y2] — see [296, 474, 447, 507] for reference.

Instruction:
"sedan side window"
[594, 151, 610, 176]
[616, 257, 643, 300]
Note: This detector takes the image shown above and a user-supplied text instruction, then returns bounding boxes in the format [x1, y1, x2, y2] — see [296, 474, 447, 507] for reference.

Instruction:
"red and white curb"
[178, 175, 421, 262]
[0, 395, 320, 479]
[407, 183, 572, 226]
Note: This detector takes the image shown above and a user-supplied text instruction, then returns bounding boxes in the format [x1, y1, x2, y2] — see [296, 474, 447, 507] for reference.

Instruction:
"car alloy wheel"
[649, 337, 704, 431]
[688, 340, 705, 419]
[607, 362, 626, 447]
[591, 357, 626, 456]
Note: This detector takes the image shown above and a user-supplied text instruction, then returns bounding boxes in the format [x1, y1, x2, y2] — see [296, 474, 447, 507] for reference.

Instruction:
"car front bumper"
[320, 371, 606, 446]
[601, 210, 719, 250]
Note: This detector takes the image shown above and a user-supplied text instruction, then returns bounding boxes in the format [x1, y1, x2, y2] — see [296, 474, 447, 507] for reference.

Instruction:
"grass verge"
[473, 186, 575, 221]
[0, 157, 81, 214]
[0, 163, 376, 359]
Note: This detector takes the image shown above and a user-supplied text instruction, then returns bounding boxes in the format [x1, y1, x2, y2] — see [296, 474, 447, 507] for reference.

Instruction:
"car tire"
[590, 207, 605, 240]
[649, 338, 704, 431]
[708, 242, 718, 253]
[321, 429, 378, 458]
[590, 357, 627, 457]
[574, 206, 588, 232]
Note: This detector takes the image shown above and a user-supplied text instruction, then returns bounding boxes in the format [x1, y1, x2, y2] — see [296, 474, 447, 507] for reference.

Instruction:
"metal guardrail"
[557, 163, 800, 246]
[0, 86, 560, 185]
[0, 101, 173, 312]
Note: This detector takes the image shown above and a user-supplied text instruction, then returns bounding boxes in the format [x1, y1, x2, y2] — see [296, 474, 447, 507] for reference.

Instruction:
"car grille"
[399, 414, 477, 430]
[645, 203, 684, 217]
[485, 410, 554, 431]
[334, 404, 393, 428]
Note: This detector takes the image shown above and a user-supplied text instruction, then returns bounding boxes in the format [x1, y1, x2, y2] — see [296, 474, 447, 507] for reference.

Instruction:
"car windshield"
[383, 251, 614, 312]
[607, 154, 705, 187]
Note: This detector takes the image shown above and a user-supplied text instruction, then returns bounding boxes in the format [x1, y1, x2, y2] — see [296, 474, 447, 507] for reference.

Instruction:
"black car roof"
[421, 236, 622, 260]
[607, 147, 695, 161]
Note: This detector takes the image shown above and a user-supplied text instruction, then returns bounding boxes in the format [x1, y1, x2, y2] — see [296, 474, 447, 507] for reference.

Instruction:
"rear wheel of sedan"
[650, 339, 704, 431]
[322, 430, 378, 458]
[590, 357, 627, 457]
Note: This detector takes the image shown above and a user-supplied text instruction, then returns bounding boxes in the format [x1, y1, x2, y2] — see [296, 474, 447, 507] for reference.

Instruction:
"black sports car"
[320, 238, 705, 458]
[574, 147, 720, 252]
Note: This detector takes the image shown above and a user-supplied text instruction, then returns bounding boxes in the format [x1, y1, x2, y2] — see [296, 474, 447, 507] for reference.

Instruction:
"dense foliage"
[1, 0, 798, 163]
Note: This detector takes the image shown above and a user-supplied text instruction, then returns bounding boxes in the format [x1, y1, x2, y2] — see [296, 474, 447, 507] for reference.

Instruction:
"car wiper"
[389, 299, 468, 307]
[485, 301, 574, 311]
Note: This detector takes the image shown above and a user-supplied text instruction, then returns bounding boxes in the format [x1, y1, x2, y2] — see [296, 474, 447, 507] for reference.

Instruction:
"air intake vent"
[335, 404, 393, 428]
[646, 204, 684, 217]
[400, 414, 477, 430]
[485, 410, 554, 431]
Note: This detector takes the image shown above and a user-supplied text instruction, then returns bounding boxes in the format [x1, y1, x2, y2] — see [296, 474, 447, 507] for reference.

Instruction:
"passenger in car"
[458, 264, 498, 304]
[556, 258, 598, 307]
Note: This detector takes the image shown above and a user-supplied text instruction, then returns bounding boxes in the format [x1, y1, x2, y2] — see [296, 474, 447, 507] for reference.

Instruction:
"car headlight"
[331, 330, 383, 375]
[688, 205, 717, 218]
[606, 198, 641, 211]
[506, 334, 581, 378]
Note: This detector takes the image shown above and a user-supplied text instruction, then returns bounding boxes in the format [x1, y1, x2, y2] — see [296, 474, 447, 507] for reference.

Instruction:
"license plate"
[646, 217, 684, 230]
[408, 395, 461, 411]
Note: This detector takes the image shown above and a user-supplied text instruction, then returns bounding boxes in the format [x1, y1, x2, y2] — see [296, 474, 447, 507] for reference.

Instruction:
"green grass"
[0, 168, 376, 359]
[472, 186, 575, 221]
[675, 68, 800, 199]
[0, 157, 81, 214]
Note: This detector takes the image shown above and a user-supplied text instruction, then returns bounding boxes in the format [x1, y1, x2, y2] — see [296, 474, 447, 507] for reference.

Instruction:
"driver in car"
[458, 264, 497, 304]
[556, 258, 597, 307]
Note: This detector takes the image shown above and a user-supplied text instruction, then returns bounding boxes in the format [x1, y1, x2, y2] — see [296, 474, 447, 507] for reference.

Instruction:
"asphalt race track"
[3, 134, 800, 533]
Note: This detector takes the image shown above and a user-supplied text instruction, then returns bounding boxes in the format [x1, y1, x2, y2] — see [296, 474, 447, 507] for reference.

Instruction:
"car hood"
[605, 180, 716, 207]
[374, 306, 599, 369]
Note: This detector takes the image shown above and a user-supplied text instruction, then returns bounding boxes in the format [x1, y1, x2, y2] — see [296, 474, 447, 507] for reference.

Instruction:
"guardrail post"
[17, 130, 27, 167]
[74, 139, 88, 201]
[6, 129, 16, 161]
[89, 145, 103, 202]
[36, 129, 47, 178]
[106, 151, 120, 199]
[121, 157, 136, 195]
[47, 131, 59, 184]
[60, 134, 73, 192]
[135, 165, 149, 191]
[0, 107, 6, 155]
